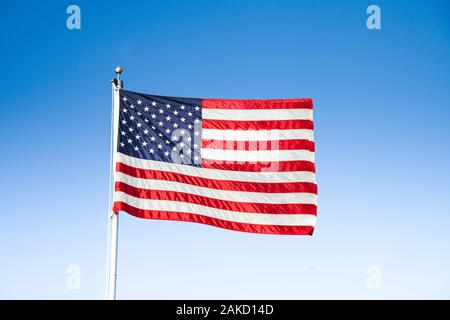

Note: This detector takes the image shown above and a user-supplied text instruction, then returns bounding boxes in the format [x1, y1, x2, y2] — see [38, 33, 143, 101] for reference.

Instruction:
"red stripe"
[113, 201, 314, 235]
[116, 181, 317, 215]
[116, 162, 317, 194]
[202, 139, 315, 151]
[202, 119, 313, 130]
[202, 160, 316, 173]
[202, 98, 313, 110]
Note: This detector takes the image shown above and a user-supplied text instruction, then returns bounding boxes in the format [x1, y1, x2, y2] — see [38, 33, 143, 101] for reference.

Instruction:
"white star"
[134, 146, 139, 151]
[173, 123, 178, 128]
[158, 121, 164, 126]
[173, 110, 179, 116]
[165, 140, 170, 144]
[157, 144, 162, 149]
[188, 124, 193, 129]
[142, 141, 147, 147]
[121, 131, 126, 136]
[149, 148, 154, 153]
[187, 137, 192, 142]
[127, 139, 132, 144]
[130, 115, 135, 120]
[122, 97, 127, 101]
[128, 127, 134, 132]
[180, 142, 185, 147]
[143, 129, 149, 135]
[159, 109, 164, 114]
[188, 112, 192, 116]
[144, 119, 149, 123]
[158, 133, 163, 137]
[137, 123, 142, 128]
[180, 154, 184, 158]
[135, 135, 141, 140]
[165, 116, 171, 121]
[120, 142, 125, 147]
[150, 136, 156, 141]
[180, 117, 186, 122]
[151, 114, 156, 119]
[194, 131, 199, 136]
[193, 144, 198, 149]
[187, 149, 192, 154]
[180, 105, 185, 110]
[164, 151, 169, 156]
[172, 135, 178, 141]
[166, 104, 171, 109]
[144, 106, 149, 112]
[180, 130, 185, 135]
[122, 120, 127, 125]
[165, 128, 171, 134]
[137, 100, 142, 105]
[152, 101, 157, 106]
[195, 106, 200, 111]
[123, 108, 127, 113]
[151, 125, 156, 130]
[130, 105, 135, 109]
[194, 118, 200, 123]
[137, 112, 142, 116]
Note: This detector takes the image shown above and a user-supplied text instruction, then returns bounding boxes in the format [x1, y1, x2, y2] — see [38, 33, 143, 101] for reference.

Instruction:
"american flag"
[113, 90, 317, 235]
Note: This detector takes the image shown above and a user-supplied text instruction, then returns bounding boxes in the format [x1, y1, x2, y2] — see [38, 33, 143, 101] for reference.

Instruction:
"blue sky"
[0, 0, 449, 299]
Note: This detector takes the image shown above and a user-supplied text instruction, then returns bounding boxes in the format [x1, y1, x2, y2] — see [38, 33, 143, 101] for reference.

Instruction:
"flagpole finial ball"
[115, 66, 123, 75]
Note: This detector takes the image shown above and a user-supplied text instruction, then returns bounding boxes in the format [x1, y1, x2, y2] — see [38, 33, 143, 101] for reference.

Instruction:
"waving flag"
[113, 90, 317, 235]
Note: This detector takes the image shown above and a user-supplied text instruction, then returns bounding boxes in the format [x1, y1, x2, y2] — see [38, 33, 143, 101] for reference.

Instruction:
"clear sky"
[0, 0, 449, 299]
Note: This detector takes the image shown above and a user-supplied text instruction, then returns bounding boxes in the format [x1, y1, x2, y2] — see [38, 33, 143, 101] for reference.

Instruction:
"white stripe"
[115, 172, 317, 205]
[201, 149, 314, 162]
[117, 153, 316, 183]
[202, 129, 314, 142]
[203, 109, 313, 121]
[115, 192, 317, 226]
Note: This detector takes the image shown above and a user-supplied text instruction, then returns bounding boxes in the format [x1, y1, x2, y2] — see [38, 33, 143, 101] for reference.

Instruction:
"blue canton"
[118, 90, 202, 167]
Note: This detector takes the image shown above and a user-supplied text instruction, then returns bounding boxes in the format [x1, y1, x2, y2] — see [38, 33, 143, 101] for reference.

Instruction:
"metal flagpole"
[106, 66, 123, 300]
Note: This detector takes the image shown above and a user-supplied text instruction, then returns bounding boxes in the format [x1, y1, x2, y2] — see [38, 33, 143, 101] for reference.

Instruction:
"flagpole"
[106, 66, 123, 300]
